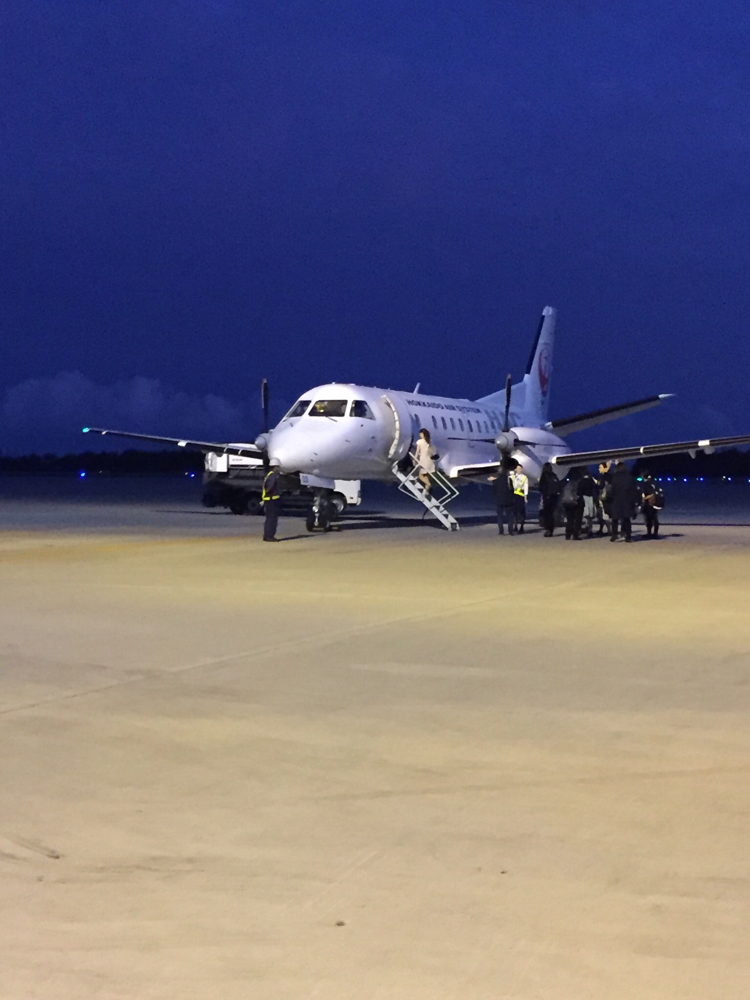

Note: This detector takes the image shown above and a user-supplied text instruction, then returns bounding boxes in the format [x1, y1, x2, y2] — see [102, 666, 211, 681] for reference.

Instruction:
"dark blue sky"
[2, 1, 749, 453]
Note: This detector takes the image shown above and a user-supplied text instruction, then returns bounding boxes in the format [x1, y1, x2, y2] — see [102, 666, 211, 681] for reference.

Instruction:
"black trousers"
[497, 504, 516, 534]
[263, 499, 280, 540]
[564, 503, 583, 539]
[643, 505, 660, 536]
[541, 495, 558, 534]
[611, 517, 632, 540]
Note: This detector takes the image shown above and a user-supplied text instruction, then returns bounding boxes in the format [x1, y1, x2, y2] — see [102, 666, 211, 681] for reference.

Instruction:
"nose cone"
[267, 423, 343, 475]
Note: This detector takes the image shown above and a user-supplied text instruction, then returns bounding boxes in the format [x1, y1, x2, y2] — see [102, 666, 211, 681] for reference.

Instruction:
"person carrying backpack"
[561, 468, 584, 540]
[539, 462, 562, 537]
[577, 468, 598, 536]
[609, 462, 639, 542]
[640, 470, 664, 539]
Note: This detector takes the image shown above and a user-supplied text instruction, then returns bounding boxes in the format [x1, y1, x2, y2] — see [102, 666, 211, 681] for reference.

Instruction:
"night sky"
[2, 2, 749, 454]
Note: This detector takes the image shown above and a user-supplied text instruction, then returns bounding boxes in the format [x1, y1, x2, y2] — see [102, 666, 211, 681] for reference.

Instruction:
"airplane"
[83, 307, 750, 529]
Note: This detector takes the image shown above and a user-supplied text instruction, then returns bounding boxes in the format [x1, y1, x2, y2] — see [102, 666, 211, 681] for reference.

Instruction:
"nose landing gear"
[306, 488, 335, 532]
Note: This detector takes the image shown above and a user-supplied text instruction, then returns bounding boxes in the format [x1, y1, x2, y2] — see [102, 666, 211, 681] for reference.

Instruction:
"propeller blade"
[503, 374, 512, 432]
[261, 378, 270, 434]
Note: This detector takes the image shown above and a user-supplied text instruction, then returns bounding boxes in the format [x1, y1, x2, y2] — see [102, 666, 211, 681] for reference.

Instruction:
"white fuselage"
[266, 383, 571, 484]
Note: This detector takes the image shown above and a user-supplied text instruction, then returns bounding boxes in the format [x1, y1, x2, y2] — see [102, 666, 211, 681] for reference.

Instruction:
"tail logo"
[538, 346, 551, 396]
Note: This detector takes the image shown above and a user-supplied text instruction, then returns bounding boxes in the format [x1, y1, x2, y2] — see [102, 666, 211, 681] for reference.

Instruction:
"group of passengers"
[412, 428, 663, 542]
[538, 460, 663, 541]
[491, 458, 663, 542]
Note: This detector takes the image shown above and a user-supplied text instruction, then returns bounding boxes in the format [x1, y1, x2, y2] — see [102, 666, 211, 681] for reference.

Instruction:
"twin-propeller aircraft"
[84, 307, 750, 526]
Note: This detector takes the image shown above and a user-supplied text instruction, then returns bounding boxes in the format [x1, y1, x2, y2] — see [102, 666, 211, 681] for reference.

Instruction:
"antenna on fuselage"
[261, 378, 270, 433]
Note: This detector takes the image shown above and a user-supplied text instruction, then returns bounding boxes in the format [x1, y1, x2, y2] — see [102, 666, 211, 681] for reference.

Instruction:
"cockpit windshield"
[309, 399, 348, 417]
[284, 399, 311, 419]
[350, 400, 375, 419]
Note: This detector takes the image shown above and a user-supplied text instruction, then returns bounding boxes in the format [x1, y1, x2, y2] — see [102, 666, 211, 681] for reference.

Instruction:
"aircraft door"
[380, 393, 413, 465]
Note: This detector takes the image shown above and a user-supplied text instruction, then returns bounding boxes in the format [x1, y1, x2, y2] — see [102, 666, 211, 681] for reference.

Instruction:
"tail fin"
[519, 305, 556, 423]
[476, 306, 556, 426]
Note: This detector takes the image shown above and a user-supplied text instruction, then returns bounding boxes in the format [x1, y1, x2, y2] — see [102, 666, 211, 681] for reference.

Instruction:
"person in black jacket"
[639, 470, 662, 539]
[577, 467, 598, 536]
[538, 462, 562, 536]
[490, 460, 517, 535]
[609, 462, 639, 542]
[560, 467, 584, 539]
[595, 460, 614, 535]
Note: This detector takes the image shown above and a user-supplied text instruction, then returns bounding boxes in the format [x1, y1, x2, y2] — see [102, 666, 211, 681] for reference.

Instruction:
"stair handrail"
[404, 453, 459, 506]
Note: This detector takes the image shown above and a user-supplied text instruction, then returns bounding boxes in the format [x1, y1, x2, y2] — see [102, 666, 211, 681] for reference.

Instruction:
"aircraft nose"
[267, 425, 339, 474]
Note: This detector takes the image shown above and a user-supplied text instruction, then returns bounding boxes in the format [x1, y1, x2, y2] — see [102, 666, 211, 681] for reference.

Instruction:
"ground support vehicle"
[202, 452, 360, 516]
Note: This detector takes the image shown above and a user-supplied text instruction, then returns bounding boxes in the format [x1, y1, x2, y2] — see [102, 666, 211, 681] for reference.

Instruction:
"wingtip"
[658, 393, 676, 400]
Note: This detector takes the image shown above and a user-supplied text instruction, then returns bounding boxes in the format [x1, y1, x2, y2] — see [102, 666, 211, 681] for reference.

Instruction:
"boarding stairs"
[392, 461, 460, 531]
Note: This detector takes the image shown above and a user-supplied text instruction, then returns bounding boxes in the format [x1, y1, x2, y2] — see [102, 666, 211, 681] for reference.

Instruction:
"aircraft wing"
[82, 427, 263, 459]
[550, 432, 750, 469]
[546, 394, 672, 437]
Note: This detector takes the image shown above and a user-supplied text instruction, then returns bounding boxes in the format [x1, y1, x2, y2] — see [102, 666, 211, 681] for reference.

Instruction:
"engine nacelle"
[494, 430, 518, 453]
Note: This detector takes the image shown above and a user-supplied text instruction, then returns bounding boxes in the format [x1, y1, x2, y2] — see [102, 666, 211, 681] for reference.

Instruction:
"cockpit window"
[309, 399, 347, 417]
[350, 400, 375, 420]
[285, 399, 311, 419]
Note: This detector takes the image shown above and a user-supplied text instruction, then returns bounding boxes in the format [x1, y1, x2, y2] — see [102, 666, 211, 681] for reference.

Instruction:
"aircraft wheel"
[229, 495, 249, 515]
[331, 493, 347, 516]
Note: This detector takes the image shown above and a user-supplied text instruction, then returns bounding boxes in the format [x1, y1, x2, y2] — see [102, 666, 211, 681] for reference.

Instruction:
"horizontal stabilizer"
[547, 394, 672, 437]
[550, 432, 750, 469]
[82, 427, 263, 459]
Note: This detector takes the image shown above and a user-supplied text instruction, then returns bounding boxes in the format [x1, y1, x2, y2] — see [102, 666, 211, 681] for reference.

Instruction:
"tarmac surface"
[1, 479, 750, 999]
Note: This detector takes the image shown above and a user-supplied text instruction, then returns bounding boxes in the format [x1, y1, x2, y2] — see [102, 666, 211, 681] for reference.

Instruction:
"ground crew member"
[261, 464, 282, 542]
[510, 463, 529, 533]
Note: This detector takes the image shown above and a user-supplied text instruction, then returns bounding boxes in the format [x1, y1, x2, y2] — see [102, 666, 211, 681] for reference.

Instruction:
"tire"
[228, 495, 249, 515]
[331, 492, 347, 516]
[202, 491, 218, 508]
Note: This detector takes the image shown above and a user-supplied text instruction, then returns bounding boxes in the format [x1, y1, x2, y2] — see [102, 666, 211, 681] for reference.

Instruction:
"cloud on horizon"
[1, 371, 259, 455]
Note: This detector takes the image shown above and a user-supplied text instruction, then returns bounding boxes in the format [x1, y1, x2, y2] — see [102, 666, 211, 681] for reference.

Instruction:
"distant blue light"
[699, 477, 704, 482]
[79, 470, 86, 478]
[189, 472, 195, 478]
[82, 426, 89, 433]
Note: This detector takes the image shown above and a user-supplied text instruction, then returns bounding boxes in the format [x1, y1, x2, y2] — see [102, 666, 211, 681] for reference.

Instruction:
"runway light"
[189, 473, 195, 478]
[82, 426, 89, 433]
[79, 470, 86, 478]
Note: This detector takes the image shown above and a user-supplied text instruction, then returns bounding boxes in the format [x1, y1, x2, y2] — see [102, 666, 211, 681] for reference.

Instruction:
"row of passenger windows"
[285, 397, 499, 435]
[285, 399, 376, 420]
[426, 414, 499, 435]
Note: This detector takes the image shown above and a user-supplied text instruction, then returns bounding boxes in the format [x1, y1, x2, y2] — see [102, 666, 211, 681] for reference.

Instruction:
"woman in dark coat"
[608, 462, 639, 542]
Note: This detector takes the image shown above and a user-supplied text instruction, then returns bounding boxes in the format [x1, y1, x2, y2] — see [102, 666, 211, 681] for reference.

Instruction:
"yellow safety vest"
[262, 472, 281, 502]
